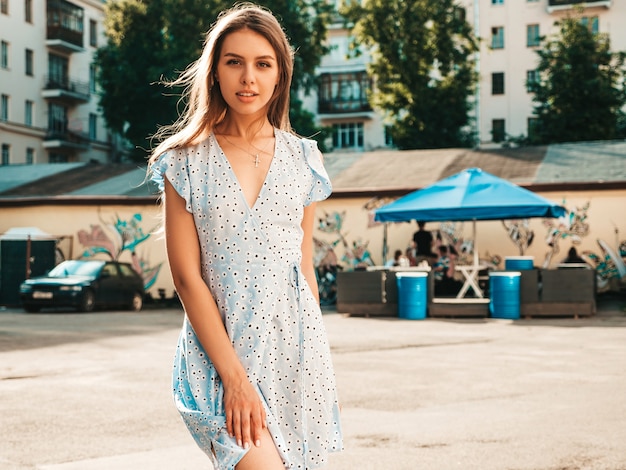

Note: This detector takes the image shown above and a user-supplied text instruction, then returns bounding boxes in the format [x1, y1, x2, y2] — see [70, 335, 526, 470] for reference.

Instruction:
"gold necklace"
[221, 134, 273, 168]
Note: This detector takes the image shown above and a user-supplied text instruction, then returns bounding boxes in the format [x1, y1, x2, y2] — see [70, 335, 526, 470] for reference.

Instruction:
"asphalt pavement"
[0, 297, 625, 470]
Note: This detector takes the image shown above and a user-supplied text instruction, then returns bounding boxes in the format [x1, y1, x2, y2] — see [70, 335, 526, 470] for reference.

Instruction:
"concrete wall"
[317, 189, 626, 272]
[1, 188, 624, 300]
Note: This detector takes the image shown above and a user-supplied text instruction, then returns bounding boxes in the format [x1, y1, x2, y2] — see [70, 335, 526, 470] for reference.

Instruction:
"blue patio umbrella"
[375, 167, 566, 265]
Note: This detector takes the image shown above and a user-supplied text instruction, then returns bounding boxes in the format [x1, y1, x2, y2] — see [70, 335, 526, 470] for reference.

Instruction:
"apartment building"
[0, 0, 122, 165]
[308, 0, 625, 151]
[465, 0, 625, 146]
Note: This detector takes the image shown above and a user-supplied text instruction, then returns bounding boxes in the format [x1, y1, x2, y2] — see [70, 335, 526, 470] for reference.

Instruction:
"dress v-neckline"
[212, 131, 277, 211]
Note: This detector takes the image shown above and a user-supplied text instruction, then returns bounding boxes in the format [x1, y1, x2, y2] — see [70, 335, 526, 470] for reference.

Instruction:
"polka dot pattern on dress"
[151, 130, 343, 470]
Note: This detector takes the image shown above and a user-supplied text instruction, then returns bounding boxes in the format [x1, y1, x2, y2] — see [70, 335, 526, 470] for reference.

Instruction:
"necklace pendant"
[254, 154, 260, 168]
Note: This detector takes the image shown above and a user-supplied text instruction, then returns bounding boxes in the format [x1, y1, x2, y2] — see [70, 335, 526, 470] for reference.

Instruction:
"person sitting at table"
[433, 245, 462, 296]
[562, 246, 588, 265]
[385, 249, 410, 268]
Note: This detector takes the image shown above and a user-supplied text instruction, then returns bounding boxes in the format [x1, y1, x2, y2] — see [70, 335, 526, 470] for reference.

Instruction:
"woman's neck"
[216, 115, 273, 139]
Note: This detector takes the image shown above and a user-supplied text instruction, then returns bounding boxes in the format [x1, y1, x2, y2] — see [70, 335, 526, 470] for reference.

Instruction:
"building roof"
[0, 140, 624, 202]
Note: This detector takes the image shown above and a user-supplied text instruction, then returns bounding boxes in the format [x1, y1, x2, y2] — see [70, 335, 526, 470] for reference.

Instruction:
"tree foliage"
[529, 13, 626, 144]
[343, 0, 478, 150]
[95, 0, 333, 161]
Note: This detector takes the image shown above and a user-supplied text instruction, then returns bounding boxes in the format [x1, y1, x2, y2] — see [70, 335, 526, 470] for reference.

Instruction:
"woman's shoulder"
[164, 135, 215, 161]
[276, 129, 318, 148]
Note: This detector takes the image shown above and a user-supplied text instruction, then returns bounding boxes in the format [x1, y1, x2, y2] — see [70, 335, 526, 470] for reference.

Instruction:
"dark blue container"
[504, 256, 534, 271]
[489, 272, 521, 319]
[396, 272, 429, 320]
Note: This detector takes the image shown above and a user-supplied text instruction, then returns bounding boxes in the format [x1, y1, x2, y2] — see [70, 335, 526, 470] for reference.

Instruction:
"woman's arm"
[300, 202, 320, 303]
[163, 179, 265, 449]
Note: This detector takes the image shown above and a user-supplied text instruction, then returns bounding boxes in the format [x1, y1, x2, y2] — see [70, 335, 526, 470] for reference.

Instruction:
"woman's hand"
[223, 377, 267, 449]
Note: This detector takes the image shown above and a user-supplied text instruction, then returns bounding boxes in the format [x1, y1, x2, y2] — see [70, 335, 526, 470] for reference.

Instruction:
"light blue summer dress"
[151, 130, 343, 469]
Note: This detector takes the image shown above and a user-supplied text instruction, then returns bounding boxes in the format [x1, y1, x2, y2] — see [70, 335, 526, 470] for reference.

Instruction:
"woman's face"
[215, 28, 279, 120]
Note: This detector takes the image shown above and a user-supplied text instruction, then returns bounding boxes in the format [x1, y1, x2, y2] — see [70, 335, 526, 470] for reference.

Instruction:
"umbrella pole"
[382, 223, 388, 265]
[473, 220, 478, 266]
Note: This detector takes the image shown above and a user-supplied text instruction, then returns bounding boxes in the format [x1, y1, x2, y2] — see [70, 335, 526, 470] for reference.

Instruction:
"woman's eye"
[226, 59, 241, 65]
[258, 62, 271, 68]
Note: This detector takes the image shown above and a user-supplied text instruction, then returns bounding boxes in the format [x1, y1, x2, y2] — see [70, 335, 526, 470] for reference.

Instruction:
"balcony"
[42, 75, 90, 104]
[318, 99, 373, 115]
[43, 129, 90, 153]
[318, 71, 373, 116]
[547, 0, 611, 13]
[46, 0, 85, 53]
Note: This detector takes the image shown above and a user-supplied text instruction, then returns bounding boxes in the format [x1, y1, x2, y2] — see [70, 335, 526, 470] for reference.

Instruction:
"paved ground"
[0, 296, 625, 470]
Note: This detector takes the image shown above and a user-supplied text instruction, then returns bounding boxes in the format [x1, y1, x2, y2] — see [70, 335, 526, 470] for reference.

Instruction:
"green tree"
[529, 13, 626, 145]
[343, 0, 478, 150]
[95, 0, 332, 161]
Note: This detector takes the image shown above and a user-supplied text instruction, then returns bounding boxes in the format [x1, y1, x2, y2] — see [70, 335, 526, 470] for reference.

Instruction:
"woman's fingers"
[251, 403, 266, 447]
[223, 381, 269, 449]
[232, 408, 243, 448]
[226, 398, 266, 449]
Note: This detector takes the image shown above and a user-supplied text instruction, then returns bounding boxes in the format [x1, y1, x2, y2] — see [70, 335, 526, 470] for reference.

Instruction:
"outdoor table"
[454, 264, 487, 298]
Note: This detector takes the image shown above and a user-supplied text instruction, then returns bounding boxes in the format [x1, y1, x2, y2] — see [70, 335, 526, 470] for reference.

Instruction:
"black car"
[19, 260, 145, 313]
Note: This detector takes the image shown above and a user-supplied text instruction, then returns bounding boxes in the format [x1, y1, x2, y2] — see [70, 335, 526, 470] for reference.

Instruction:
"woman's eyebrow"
[223, 52, 276, 61]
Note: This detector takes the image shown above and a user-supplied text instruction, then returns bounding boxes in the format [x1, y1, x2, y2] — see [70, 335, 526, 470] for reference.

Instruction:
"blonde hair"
[148, 3, 294, 164]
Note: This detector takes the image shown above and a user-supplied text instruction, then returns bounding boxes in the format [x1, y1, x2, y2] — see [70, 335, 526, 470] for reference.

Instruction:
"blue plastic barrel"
[396, 272, 429, 320]
[489, 272, 521, 319]
[504, 256, 534, 270]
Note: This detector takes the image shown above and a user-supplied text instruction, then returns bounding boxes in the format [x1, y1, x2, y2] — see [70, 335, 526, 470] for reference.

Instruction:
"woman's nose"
[241, 65, 255, 85]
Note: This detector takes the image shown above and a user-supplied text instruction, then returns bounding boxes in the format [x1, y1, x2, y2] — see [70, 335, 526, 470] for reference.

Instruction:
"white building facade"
[464, 0, 625, 145]
[0, 0, 122, 165]
[308, 0, 625, 151]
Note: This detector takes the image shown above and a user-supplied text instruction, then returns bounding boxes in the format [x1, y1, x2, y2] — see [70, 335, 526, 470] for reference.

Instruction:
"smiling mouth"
[237, 92, 257, 97]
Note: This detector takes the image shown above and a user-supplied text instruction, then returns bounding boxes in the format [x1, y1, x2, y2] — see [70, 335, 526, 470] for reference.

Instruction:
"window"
[119, 263, 138, 278]
[581, 16, 599, 34]
[0, 0, 8, 15]
[526, 70, 539, 92]
[332, 122, 364, 150]
[49, 153, 68, 163]
[89, 113, 97, 140]
[25, 49, 33, 76]
[527, 117, 539, 141]
[492, 119, 506, 143]
[1, 94, 8, 121]
[48, 103, 68, 135]
[89, 19, 97, 47]
[492, 72, 504, 95]
[1, 41, 8, 69]
[26, 147, 34, 164]
[89, 63, 97, 93]
[48, 53, 68, 86]
[25, 0, 32, 22]
[1, 144, 9, 165]
[25, 100, 33, 125]
[384, 126, 394, 147]
[527, 24, 540, 47]
[101, 263, 119, 278]
[318, 72, 372, 114]
[491, 27, 504, 49]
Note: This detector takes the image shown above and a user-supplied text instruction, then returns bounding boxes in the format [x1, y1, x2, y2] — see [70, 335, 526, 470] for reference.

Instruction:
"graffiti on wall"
[77, 212, 162, 290]
[502, 219, 534, 255]
[312, 210, 376, 306]
[315, 210, 374, 271]
[542, 200, 626, 292]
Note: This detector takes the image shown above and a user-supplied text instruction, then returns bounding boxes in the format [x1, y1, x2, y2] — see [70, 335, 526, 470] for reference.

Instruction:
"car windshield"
[47, 261, 103, 277]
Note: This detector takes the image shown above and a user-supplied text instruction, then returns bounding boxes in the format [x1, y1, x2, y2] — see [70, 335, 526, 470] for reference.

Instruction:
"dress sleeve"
[149, 150, 192, 213]
[302, 138, 332, 206]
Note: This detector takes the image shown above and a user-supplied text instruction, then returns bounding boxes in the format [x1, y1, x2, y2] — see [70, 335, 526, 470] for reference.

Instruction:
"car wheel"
[79, 290, 95, 312]
[23, 304, 40, 313]
[130, 292, 143, 312]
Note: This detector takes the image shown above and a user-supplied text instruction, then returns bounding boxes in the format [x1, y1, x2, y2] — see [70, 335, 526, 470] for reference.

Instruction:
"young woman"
[148, 4, 343, 470]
